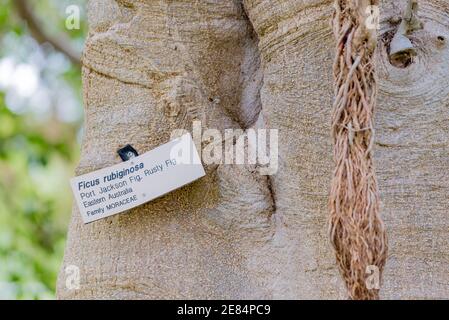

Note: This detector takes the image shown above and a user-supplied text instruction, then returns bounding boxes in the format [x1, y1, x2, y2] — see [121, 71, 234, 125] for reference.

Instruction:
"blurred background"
[0, 0, 86, 299]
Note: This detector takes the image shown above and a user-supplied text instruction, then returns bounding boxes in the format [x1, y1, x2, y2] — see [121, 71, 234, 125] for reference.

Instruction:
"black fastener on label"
[118, 144, 139, 161]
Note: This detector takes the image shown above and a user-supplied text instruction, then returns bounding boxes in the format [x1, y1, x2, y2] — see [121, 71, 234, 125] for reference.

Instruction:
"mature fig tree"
[57, 0, 449, 299]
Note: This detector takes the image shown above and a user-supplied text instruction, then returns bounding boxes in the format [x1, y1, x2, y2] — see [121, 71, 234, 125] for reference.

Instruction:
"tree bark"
[57, 0, 449, 299]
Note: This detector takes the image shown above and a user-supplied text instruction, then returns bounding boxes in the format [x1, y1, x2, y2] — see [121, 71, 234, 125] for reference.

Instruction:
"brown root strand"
[329, 0, 388, 300]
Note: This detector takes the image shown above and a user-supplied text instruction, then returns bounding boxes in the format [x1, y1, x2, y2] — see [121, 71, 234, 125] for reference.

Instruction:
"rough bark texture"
[57, 0, 449, 299]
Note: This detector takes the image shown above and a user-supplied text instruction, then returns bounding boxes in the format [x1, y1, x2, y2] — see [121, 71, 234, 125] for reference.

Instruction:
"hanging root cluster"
[329, 0, 388, 300]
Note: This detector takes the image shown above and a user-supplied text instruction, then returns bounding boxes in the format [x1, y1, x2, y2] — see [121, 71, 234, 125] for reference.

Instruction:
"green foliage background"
[0, 0, 86, 299]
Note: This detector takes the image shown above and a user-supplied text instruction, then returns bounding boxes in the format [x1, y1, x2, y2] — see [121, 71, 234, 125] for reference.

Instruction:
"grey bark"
[57, 0, 449, 299]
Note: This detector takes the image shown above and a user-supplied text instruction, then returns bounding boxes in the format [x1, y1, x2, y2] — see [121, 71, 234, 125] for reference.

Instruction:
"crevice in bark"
[83, 65, 152, 91]
[265, 175, 277, 215]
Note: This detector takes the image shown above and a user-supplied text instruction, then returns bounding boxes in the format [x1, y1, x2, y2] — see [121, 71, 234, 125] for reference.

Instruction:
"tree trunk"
[57, 0, 449, 299]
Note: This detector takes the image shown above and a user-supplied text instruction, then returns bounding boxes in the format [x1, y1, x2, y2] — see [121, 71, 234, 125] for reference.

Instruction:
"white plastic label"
[70, 134, 205, 223]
